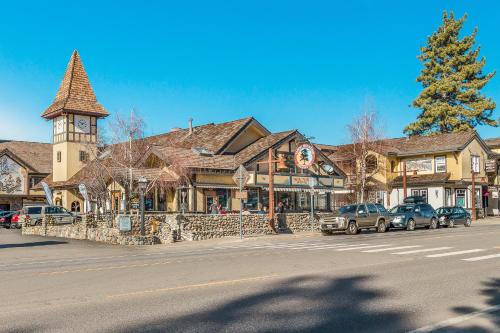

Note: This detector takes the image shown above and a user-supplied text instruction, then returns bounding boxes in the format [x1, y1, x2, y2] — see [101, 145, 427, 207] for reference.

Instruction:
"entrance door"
[456, 189, 466, 207]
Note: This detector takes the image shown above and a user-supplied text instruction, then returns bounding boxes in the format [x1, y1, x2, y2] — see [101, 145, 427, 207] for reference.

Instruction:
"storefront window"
[375, 191, 385, 205]
[216, 189, 229, 210]
[145, 192, 154, 211]
[316, 193, 329, 210]
[245, 189, 259, 209]
[277, 192, 295, 211]
[297, 192, 309, 211]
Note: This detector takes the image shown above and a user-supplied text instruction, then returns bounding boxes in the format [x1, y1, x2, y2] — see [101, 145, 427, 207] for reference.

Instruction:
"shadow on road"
[437, 278, 500, 332]
[111, 274, 411, 333]
[0, 240, 67, 249]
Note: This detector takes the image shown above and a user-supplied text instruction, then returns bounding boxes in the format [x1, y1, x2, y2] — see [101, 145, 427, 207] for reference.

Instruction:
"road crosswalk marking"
[335, 244, 392, 251]
[426, 249, 485, 258]
[362, 245, 421, 253]
[462, 253, 500, 262]
[392, 247, 452, 255]
[306, 244, 368, 251]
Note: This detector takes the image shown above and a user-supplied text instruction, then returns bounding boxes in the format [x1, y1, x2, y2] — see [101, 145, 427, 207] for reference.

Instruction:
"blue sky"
[0, 0, 499, 145]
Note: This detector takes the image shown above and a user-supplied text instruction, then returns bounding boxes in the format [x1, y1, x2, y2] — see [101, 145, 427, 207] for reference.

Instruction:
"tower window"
[79, 151, 88, 162]
[57, 151, 62, 163]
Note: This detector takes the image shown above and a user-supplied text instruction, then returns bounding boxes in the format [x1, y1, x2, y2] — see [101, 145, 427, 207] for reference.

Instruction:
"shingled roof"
[391, 173, 452, 186]
[322, 131, 482, 159]
[42, 50, 108, 119]
[485, 137, 500, 149]
[0, 140, 52, 174]
[145, 117, 257, 154]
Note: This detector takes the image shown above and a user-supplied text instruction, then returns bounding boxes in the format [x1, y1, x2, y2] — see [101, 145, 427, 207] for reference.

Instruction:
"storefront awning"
[194, 183, 239, 189]
[261, 186, 335, 193]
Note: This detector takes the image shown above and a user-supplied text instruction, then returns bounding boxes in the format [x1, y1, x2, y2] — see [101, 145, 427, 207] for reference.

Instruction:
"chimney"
[188, 118, 193, 135]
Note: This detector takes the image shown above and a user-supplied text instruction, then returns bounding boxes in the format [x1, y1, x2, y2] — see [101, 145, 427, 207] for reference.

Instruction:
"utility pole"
[268, 148, 275, 229]
[471, 170, 476, 221]
[403, 160, 407, 199]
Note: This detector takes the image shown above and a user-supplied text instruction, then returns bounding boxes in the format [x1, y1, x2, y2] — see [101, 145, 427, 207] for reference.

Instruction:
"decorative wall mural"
[0, 155, 25, 195]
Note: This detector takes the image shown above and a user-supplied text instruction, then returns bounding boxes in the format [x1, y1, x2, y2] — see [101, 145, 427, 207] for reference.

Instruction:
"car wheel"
[429, 218, 437, 230]
[448, 219, 455, 228]
[346, 221, 358, 235]
[464, 218, 472, 227]
[406, 219, 416, 231]
[377, 220, 387, 233]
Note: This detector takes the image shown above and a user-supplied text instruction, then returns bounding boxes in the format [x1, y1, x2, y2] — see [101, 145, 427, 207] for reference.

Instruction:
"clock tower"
[42, 50, 108, 184]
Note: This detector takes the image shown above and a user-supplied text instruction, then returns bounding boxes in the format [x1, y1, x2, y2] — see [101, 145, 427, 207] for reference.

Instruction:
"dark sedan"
[436, 206, 472, 228]
[389, 203, 438, 231]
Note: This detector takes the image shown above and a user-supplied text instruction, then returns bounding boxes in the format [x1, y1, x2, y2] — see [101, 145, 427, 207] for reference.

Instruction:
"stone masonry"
[22, 212, 324, 244]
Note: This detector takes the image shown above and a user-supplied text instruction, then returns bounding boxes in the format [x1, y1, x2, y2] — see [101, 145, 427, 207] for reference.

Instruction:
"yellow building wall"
[53, 142, 95, 182]
[197, 174, 236, 185]
[458, 139, 488, 181]
[196, 189, 204, 212]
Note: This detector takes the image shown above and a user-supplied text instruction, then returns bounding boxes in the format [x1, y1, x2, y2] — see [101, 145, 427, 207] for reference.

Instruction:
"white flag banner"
[78, 184, 91, 213]
[41, 182, 53, 206]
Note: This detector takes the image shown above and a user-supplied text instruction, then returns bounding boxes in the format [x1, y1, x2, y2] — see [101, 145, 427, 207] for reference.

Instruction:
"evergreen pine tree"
[405, 11, 497, 135]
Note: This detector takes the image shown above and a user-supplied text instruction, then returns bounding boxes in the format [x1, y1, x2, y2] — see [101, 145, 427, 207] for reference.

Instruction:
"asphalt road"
[0, 219, 499, 333]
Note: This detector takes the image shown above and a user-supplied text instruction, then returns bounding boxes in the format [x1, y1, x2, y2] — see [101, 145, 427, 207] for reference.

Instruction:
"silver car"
[21, 205, 78, 226]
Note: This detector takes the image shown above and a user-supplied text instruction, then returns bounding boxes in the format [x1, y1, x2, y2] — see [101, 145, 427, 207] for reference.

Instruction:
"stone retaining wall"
[22, 212, 325, 244]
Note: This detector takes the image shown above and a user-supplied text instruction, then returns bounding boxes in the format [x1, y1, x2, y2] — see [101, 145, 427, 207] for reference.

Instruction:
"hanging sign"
[294, 144, 316, 169]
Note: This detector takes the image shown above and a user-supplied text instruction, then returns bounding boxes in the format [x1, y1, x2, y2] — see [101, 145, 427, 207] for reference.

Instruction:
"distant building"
[320, 131, 500, 216]
[0, 140, 52, 210]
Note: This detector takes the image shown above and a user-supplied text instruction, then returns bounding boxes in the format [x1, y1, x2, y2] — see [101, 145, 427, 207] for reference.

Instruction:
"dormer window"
[192, 147, 213, 156]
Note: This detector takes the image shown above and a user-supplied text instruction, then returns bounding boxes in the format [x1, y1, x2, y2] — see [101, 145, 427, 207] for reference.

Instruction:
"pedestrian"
[276, 201, 285, 214]
[209, 200, 219, 214]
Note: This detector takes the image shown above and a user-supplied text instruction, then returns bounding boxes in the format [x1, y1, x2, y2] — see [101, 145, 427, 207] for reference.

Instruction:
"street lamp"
[137, 176, 148, 236]
[309, 177, 317, 232]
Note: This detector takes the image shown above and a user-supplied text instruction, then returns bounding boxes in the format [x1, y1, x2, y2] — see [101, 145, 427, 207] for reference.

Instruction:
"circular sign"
[294, 144, 316, 169]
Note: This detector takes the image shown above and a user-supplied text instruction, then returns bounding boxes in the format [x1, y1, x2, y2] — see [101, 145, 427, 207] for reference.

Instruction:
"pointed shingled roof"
[41, 50, 109, 119]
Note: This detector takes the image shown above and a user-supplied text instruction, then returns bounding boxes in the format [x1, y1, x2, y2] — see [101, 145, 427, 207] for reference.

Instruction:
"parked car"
[20, 205, 78, 226]
[403, 196, 426, 204]
[320, 203, 389, 235]
[436, 206, 472, 228]
[0, 211, 19, 228]
[10, 213, 21, 229]
[389, 203, 438, 231]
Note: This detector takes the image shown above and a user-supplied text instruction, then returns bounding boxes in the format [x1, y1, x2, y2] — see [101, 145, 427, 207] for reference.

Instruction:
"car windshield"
[338, 205, 357, 214]
[436, 207, 452, 214]
[389, 205, 413, 214]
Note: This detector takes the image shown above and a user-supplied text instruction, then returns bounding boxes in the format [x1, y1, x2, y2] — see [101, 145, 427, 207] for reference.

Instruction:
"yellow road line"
[107, 275, 279, 298]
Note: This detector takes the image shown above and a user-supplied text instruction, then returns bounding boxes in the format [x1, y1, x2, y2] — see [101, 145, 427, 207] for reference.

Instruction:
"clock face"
[75, 115, 90, 134]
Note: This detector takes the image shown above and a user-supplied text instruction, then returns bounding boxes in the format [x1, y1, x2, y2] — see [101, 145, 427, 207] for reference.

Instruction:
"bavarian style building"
[35, 51, 346, 213]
